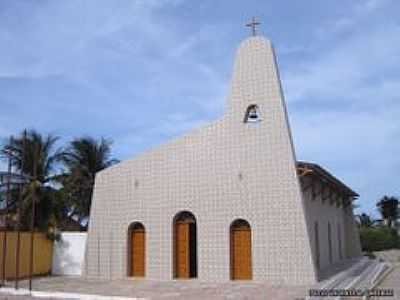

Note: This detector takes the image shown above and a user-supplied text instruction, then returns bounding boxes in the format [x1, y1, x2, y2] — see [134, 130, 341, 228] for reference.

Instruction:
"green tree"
[377, 196, 399, 228]
[360, 227, 400, 252]
[1, 129, 65, 231]
[357, 213, 376, 228]
[60, 137, 118, 228]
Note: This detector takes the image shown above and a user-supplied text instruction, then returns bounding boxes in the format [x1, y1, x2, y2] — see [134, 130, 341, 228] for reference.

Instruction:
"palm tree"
[377, 196, 399, 228]
[357, 213, 376, 228]
[60, 137, 118, 228]
[1, 129, 64, 230]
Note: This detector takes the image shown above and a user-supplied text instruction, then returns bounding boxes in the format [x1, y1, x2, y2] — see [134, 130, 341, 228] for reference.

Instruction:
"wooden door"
[131, 227, 145, 277]
[175, 222, 190, 278]
[231, 223, 252, 280]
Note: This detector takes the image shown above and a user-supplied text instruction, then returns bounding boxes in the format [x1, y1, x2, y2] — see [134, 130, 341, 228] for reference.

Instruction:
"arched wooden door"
[173, 211, 197, 279]
[129, 223, 145, 277]
[230, 219, 252, 280]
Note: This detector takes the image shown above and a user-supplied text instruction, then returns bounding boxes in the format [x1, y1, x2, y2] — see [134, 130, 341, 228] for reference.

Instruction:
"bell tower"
[226, 35, 287, 125]
[222, 20, 317, 284]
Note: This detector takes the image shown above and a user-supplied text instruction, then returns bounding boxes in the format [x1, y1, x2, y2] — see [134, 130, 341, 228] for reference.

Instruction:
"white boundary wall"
[52, 232, 87, 276]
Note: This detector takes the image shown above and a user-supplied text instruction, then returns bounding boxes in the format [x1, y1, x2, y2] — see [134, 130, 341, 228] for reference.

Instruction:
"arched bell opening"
[244, 104, 261, 123]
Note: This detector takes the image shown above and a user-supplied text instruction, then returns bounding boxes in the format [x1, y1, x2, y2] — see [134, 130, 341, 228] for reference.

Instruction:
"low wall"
[52, 232, 87, 276]
[0, 232, 53, 279]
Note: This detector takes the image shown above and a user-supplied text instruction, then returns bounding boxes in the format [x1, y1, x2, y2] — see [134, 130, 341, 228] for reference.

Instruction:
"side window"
[244, 104, 261, 123]
[328, 222, 333, 264]
[314, 221, 320, 270]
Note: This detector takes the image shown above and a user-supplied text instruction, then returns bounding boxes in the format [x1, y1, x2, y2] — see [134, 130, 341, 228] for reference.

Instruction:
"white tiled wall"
[83, 36, 342, 285]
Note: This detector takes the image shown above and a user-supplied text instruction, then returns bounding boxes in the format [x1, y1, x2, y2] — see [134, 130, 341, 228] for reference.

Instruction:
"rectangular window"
[337, 223, 343, 260]
[314, 221, 320, 271]
[328, 222, 333, 264]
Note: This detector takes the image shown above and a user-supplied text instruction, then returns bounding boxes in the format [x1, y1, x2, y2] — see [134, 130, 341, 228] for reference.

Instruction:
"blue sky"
[0, 0, 399, 217]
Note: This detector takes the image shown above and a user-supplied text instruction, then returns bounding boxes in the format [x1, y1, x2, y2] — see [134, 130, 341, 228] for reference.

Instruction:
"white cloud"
[291, 104, 400, 216]
[356, 0, 389, 13]
[1, 0, 398, 217]
[284, 23, 400, 106]
[282, 2, 400, 215]
[315, 0, 391, 38]
[0, 0, 184, 79]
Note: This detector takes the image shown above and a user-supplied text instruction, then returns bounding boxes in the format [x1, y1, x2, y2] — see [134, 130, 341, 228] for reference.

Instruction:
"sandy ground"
[0, 250, 398, 300]
[372, 249, 400, 300]
[0, 276, 309, 300]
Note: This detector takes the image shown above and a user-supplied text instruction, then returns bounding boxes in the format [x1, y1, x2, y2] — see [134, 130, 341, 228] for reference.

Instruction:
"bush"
[363, 251, 376, 259]
[360, 226, 400, 252]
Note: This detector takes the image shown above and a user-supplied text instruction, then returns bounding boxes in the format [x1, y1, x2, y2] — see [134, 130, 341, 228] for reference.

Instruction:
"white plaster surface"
[84, 35, 361, 286]
[301, 176, 362, 274]
[52, 232, 87, 276]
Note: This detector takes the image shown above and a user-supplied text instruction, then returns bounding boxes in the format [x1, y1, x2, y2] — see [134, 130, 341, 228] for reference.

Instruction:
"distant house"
[58, 217, 84, 232]
[0, 171, 27, 229]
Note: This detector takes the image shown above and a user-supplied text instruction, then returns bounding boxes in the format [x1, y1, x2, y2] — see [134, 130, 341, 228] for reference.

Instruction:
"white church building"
[84, 26, 361, 286]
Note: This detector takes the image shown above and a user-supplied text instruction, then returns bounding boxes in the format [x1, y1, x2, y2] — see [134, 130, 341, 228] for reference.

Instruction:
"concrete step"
[309, 257, 384, 300]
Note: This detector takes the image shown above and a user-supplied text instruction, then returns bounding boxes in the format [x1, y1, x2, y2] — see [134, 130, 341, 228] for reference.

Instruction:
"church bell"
[248, 107, 258, 119]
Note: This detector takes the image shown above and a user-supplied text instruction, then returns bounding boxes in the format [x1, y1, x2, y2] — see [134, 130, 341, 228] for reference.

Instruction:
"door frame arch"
[230, 218, 252, 280]
[127, 222, 146, 277]
[172, 211, 197, 279]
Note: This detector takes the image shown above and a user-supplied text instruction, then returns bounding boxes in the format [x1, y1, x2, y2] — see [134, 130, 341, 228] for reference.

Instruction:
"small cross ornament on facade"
[246, 17, 261, 36]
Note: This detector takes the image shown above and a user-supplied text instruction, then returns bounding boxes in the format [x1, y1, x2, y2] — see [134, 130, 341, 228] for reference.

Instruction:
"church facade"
[84, 34, 361, 285]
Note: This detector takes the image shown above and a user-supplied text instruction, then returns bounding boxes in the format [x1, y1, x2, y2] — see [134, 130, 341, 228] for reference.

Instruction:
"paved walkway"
[372, 265, 400, 300]
[0, 276, 309, 300]
[0, 253, 397, 300]
[370, 250, 400, 300]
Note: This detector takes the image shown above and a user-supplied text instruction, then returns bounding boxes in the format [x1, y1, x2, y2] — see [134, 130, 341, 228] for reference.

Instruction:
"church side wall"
[301, 177, 361, 277]
[343, 205, 362, 258]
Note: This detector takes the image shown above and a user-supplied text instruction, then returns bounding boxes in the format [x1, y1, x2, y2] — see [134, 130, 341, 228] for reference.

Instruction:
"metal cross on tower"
[246, 17, 261, 36]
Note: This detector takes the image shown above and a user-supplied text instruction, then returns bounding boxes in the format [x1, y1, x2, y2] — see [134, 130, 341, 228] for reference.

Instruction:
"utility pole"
[15, 130, 26, 289]
[1, 136, 13, 286]
[28, 142, 38, 292]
